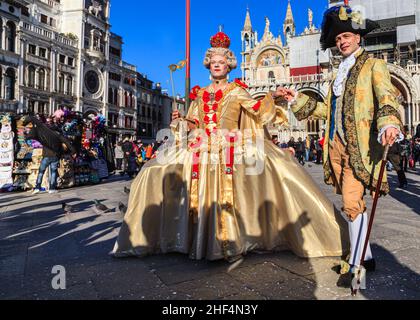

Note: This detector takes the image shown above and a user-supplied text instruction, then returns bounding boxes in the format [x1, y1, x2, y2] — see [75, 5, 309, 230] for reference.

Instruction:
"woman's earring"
[209, 74, 213, 81]
[226, 74, 230, 81]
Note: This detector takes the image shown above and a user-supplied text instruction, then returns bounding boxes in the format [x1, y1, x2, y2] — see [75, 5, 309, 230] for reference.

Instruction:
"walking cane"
[351, 144, 390, 296]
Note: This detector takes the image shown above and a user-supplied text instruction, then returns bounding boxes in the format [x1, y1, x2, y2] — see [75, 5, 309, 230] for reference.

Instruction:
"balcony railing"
[39, 0, 61, 10]
[122, 61, 137, 72]
[110, 58, 121, 66]
[22, 22, 78, 47]
[0, 100, 19, 112]
[247, 73, 331, 87]
[26, 84, 49, 91]
[26, 54, 50, 66]
[366, 47, 417, 68]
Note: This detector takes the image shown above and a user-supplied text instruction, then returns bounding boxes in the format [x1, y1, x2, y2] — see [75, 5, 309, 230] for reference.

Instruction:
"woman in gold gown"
[112, 32, 349, 261]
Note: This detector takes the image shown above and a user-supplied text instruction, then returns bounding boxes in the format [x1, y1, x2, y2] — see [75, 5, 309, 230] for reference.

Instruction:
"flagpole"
[185, 0, 191, 111]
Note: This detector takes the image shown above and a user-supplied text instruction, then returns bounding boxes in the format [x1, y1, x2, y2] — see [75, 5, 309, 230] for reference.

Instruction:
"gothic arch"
[297, 87, 326, 100]
[38, 68, 46, 90]
[6, 21, 16, 53]
[387, 64, 418, 103]
[5, 68, 16, 100]
[27, 65, 36, 87]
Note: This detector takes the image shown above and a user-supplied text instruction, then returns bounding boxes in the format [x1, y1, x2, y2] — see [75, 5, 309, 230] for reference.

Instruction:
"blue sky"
[109, 0, 328, 96]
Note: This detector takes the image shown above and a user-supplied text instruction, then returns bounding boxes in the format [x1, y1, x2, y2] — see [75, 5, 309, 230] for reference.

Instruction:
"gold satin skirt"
[112, 140, 349, 260]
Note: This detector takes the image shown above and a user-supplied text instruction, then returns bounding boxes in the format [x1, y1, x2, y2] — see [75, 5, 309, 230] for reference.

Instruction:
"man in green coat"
[277, 5, 403, 279]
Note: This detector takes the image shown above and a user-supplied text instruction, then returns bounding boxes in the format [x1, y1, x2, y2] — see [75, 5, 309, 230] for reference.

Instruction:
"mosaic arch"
[256, 49, 285, 67]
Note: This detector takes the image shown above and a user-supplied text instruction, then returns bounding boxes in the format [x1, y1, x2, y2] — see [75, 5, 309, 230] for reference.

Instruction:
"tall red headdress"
[210, 32, 231, 49]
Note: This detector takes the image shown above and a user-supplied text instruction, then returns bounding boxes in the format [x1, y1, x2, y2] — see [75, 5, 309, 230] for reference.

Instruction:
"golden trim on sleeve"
[294, 95, 318, 121]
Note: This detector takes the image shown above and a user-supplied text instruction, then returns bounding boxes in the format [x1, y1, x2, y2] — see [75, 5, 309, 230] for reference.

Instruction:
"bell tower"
[283, 0, 295, 45]
[241, 7, 257, 81]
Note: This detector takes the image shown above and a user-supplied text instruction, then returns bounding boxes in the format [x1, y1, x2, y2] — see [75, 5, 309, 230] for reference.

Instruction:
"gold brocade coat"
[112, 81, 349, 260]
[292, 50, 403, 194]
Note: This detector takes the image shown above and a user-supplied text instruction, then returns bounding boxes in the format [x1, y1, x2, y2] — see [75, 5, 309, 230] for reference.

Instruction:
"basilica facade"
[241, 0, 420, 141]
[241, 1, 326, 141]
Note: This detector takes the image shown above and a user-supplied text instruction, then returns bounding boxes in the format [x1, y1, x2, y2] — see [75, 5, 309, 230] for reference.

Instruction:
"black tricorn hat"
[320, 5, 379, 50]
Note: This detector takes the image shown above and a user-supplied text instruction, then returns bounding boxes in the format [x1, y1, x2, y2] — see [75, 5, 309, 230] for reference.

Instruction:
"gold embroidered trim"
[294, 96, 318, 121]
[377, 105, 403, 127]
[343, 52, 389, 194]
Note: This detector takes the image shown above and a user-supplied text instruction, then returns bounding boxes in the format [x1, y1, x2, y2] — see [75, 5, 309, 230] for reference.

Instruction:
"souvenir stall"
[0, 115, 14, 192]
[83, 114, 109, 181]
[12, 117, 50, 191]
[1, 111, 114, 192]
[56, 110, 84, 189]
[11, 117, 31, 191]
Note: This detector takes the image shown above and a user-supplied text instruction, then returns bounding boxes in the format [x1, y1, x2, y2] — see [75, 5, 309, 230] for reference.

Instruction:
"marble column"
[1, 23, 6, 51]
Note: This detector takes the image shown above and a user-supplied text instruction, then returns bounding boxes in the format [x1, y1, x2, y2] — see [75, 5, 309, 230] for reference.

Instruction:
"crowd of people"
[113, 137, 169, 178]
[386, 132, 420, 188]
[272, 132, 326, 166]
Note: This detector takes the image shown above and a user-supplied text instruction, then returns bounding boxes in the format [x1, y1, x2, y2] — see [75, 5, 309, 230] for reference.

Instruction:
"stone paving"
[0, 164, 419, 300]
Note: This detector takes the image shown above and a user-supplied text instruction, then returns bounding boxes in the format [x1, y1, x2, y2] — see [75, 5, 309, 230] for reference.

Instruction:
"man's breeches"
[328, 135, 366, 221]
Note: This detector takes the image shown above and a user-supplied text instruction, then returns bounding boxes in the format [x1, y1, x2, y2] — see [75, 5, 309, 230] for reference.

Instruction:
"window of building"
[268, 71, 275, 79]
[39, 69, 45, 90]
[49, 18, 56, 27]
[39, 47, 47, 58]
[6, 21, 16, 52]
[110, 46, 121, 57]
[108, 112, 118, 127]
[38, 102, 47, 115]
[67, 57, 74, 67]
[147, 123, 152, 137]
[109, 72, 121, 82]
[58, 74, 65, 93]
[138, 123, 146, 135]
[125, 116, 134, 128]
[84, 38, 90, 49]
[28, 44, 36, 55]
[5, 68, 15, 100]
[28, 66, 36, 88]
[114, 89, 118, 106]
[59, 54, 66, 64]
[41, 14, 48, 24]
[129, 93, 134, 108]
[67, 76, 73, 95]
[21, 6, 29, 16]
[108, 88, 113, 104]
[28, 100, 35, 113]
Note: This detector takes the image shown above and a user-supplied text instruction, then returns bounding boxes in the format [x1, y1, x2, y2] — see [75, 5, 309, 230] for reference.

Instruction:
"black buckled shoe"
[336, 271, 353, 288]
[363, 259, 376, 272]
